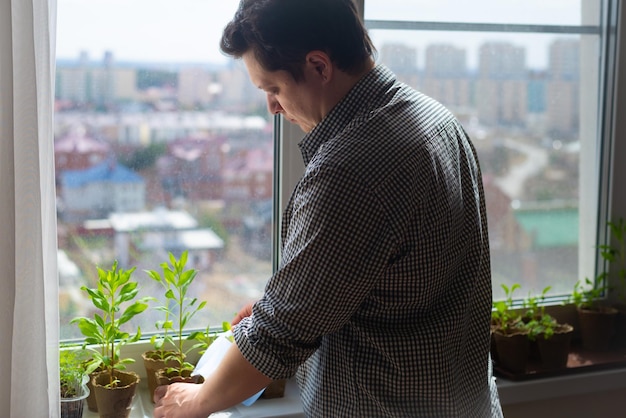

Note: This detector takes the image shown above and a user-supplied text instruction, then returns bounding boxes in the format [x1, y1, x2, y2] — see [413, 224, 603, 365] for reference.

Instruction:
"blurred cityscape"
[56, 38, 581, 338]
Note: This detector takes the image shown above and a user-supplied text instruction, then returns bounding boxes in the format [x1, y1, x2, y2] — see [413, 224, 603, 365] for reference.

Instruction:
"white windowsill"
[83, 378, 306, 418]
[79, 340, 626, 416]
[82, 367, 626, 417]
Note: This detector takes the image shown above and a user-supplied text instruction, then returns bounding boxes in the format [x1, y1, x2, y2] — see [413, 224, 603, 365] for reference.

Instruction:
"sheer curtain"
[0, 0, 59, 416]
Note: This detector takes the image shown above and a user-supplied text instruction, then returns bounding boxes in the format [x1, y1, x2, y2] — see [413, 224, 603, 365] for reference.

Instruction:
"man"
[153, 0, 503, 416]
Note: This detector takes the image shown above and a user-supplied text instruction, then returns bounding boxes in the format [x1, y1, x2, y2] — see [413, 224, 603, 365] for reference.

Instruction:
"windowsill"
[496, 366, 626, 405]
[81, 366, 626, 417]
[79, 339, 626, 416]
[80, 339, 307, 418]
[82, 377, 306, 418]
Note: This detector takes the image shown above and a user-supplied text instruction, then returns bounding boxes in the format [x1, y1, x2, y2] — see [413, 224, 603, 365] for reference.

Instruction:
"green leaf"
[118, 302, 149, 325]
[146, 270, 162, 282]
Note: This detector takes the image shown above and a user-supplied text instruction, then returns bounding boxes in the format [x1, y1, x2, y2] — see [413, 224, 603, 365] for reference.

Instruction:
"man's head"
[220, 0, 375, 82]
[220, 0, 376, 133]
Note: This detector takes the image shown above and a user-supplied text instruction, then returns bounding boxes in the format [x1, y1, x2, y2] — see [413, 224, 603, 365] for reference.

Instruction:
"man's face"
[243, 51, 324, 133]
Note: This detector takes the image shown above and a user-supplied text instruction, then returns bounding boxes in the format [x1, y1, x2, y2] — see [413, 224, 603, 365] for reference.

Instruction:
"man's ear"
[305, 51, 333, 84]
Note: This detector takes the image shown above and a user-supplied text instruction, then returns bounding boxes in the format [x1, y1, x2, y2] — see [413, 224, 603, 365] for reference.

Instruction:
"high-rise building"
[178, 67, 214, 108]
[55, 51, 138, 106]
[422, 44, 471, 111]
[546, 39, 580, 137]
[380, 43, 419, 88]
[215, 61, 265, 112]
[476, 42, 527, 127]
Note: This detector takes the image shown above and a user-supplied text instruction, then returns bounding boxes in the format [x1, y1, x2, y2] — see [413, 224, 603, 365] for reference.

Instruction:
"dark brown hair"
[220, 0, 375, 82]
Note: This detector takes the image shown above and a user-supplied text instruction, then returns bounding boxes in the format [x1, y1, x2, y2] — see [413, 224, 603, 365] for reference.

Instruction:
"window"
[55, 0, 618, 341]
[55, 0, 275, 340]
[350, 0, 614, 301]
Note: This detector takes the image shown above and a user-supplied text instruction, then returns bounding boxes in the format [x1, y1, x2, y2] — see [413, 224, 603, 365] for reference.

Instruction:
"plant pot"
[155, 368, 205, 386]
[142, 350, 179, 403]
[536, 323, 574, 370]
[92, 370, 140, 418]
[261, 379, 287, 399]
[613, 305, 626, 348]
[577, 306, 618, 351]
[492, 330, 530, 374]
[61, 383, 90, 418]
[85, 365, 103, 412]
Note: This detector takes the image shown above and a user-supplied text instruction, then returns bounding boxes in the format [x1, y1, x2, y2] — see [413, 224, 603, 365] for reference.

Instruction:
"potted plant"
[60, 347, 95, 418]
[72, 261, 150, 418]
[141, 255, 180, 401]
[525, 287, 573, 370]
[602, 217, 626, 347]
[189, 322, 224, 355]
[491, 283, 530, 374]
[522, 286, 552, 361]
[145, 251, 207, 390]
[570, 272, 617, 352]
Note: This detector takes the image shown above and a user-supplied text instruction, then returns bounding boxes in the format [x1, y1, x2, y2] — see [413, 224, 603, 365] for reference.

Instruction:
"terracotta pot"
[155, 368, 205, 386]
[577, 306, 618, 351]
[92, 370, 140, 418]
[493, 330, 530, 374]
[142, 350, 179, 403]
[85, 365, 103, 412]
[536, 323, 574, 370]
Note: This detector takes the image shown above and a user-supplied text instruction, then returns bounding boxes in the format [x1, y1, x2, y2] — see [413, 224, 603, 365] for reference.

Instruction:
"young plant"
[571, 218, 626, 310]
[527, 313, 560, 341]
[71, 261, 150, 388]
[492, 283, 525, 333]
[59, 347, 93, 398]
[146, 250, 207, 375]
[523, 286, 552, 321]
[570, 274, 609, 311]
[189, 321, 231, 356]
[602, 218, 626, 303]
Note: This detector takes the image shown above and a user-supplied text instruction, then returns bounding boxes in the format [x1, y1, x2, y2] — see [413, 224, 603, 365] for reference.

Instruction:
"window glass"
[365, 1, 603, 300]
[364, 0, 584, 26]
[55, 0, 273, 340]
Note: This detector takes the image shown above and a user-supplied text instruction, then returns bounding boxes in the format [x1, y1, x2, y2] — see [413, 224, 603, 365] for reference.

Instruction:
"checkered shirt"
[234, 65, 502, 417]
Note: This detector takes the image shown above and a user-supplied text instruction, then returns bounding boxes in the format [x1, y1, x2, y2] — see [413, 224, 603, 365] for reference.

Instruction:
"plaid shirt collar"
[298, 64, 395, 165]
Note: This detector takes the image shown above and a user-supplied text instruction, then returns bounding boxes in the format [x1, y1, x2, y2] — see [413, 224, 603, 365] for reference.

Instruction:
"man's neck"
[322, 59, 375, 118]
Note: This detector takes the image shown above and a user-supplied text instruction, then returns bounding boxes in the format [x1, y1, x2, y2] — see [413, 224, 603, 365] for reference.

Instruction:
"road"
[494, 138, 549, 200]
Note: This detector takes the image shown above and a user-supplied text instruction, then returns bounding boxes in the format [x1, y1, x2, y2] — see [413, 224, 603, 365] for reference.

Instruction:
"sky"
[55, 0, 587, 69]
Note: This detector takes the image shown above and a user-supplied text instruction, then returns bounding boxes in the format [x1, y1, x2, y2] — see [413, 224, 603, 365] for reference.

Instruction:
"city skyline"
[57, 36, 581, 76]
[56, 0, 584, 70]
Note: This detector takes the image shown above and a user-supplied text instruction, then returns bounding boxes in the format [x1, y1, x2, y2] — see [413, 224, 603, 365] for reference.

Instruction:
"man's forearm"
[194, 342, 273, 415]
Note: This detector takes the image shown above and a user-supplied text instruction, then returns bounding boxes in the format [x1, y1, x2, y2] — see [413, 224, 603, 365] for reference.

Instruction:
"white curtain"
[0, 0, 59, 416]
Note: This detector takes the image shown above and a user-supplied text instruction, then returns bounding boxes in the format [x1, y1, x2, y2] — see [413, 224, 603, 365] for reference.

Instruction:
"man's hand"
[232, 301, 256, 325]
[153, 383, 206, 418]
[152, 343, 272, 418]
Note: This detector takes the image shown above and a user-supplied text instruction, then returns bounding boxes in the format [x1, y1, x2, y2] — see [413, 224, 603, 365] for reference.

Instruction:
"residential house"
[107, 208, 224, 269]
[59, 159, 145, 222]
